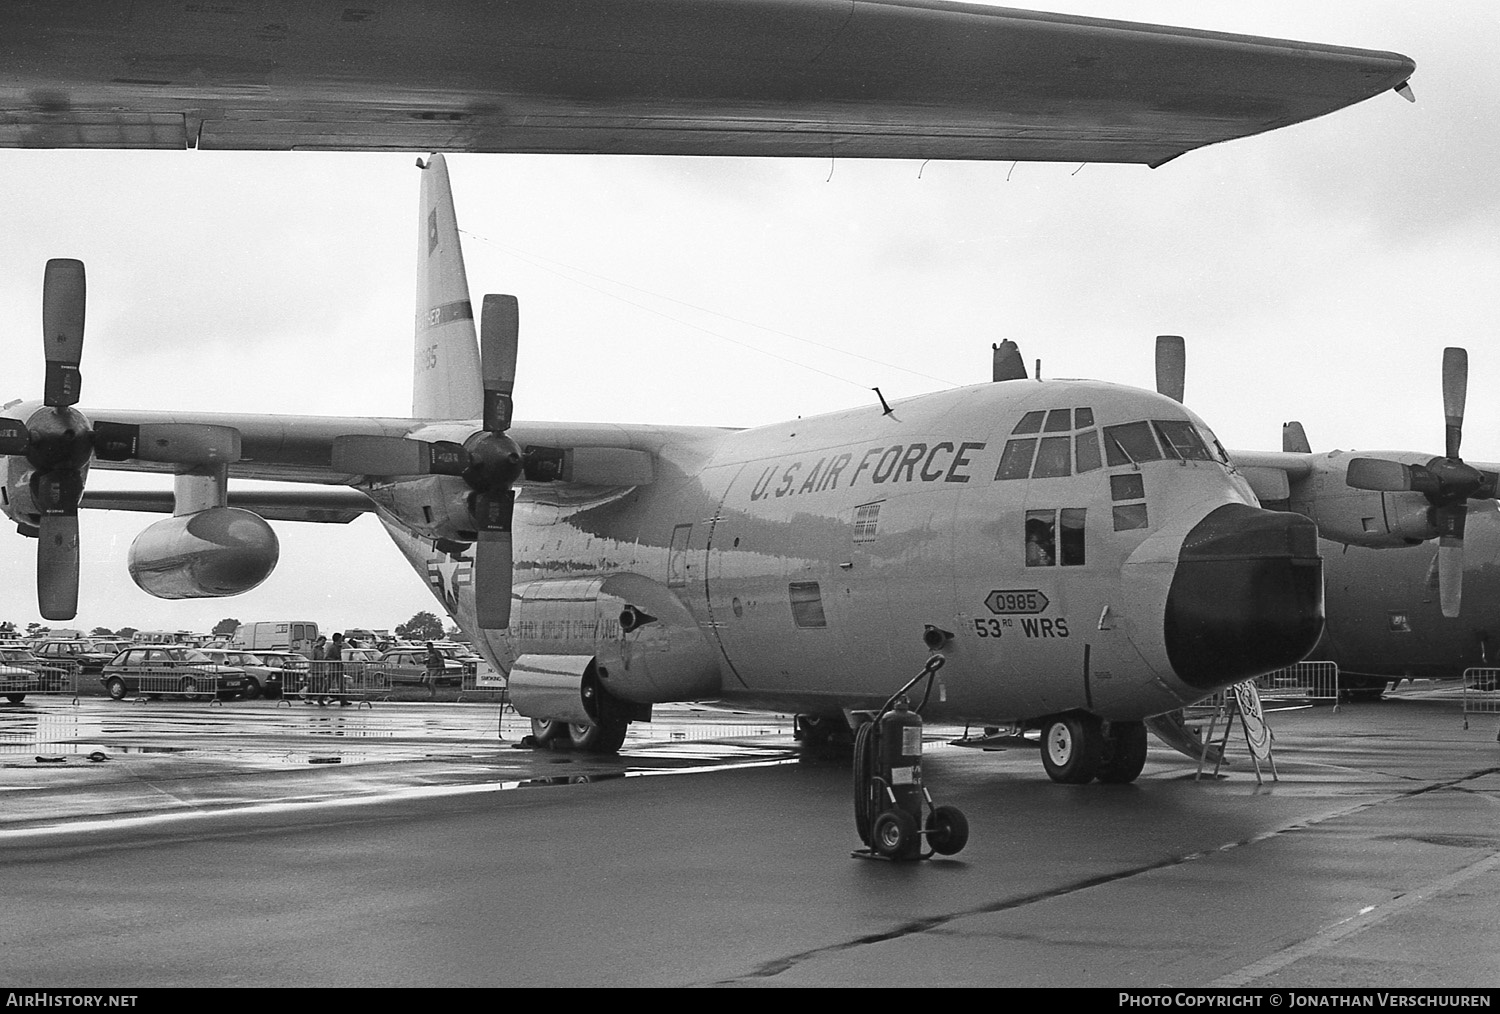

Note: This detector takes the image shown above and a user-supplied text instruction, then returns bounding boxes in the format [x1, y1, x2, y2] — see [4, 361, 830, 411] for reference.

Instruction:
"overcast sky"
[2, 0, 1497, 636]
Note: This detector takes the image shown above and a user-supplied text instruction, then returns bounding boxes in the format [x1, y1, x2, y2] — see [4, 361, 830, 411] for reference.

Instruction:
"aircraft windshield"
[1103, 420, 1220, 467]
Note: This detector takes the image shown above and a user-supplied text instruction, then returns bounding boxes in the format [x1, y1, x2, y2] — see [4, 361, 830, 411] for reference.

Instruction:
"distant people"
[425, 641, 445, 698]
[311, 635, 328, 660]
[1025, 517, 1055, 567]
[325, 632, 344, 662]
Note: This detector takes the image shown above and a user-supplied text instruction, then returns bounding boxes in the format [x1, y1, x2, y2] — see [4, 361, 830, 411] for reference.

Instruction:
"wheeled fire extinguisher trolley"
[852, 654, 969, 861]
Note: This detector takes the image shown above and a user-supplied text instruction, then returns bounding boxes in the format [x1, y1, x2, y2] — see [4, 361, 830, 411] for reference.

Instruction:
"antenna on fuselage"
[872, 387, 894, 416]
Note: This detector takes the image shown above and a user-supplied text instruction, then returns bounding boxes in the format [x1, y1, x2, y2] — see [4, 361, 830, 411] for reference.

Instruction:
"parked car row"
[92, 644, 485, 700]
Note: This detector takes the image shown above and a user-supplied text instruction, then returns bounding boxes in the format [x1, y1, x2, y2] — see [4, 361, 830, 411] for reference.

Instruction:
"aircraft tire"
[926, 804, 969, 855]
[872, 810, 918, 860]
[1040, 713, 1103, 784]
[1096, 721, 1148, 784]
[568, 718, 628, 754]
[530, 718, 565, 746]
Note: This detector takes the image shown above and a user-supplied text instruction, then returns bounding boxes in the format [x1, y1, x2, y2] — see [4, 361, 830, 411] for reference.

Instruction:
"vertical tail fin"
[413, 154, 482, 420]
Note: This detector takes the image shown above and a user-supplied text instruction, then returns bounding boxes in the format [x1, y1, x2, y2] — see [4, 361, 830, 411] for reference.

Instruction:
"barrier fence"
[1254, 661, 1340, 705]
[102, 667, 235, 702]
[1461, 668, 1500, 731]
[0, 660, 80, 704]
[281, 661, 392, 706]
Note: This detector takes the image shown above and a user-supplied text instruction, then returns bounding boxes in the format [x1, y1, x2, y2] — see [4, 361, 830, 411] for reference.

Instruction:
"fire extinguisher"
[853, 655, 969, 861]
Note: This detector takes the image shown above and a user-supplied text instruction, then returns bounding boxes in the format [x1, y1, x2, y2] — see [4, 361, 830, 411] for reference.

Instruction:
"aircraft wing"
[83, 409, 721, 492]
[1226, 448, 1314, 503]
[1, 1, 1414, 165]
[80, 488, 375, 524]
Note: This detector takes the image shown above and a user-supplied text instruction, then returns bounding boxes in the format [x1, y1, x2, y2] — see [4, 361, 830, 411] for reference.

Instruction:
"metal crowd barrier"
[1460, 668, 1500, 732]
[0, 660, 80, 704]
[112, 667, 231, 703]
[279, 661, 392, 707]
[1255, 661, 1340, 706]
[458, 662, 509, 704]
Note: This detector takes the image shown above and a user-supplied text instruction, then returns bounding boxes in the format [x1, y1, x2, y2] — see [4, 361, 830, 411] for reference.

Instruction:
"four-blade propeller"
[1345, 347, 1499, 618]
[333, 294, 521, 628]
[0, 259, 240, 620]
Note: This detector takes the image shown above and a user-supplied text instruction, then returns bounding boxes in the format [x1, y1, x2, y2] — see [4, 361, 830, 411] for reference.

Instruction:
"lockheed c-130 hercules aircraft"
[0, 6, 1418, 784]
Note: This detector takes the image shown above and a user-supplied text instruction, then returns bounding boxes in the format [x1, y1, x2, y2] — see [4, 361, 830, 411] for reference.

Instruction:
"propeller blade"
[1435, 503, 1466, 618]
[473, 532, 513, 629]
[1346, 457, 1414, 492]
[480, 294, 519, 433]
[1282, 421, 1312, 454]
[991, 340, 1027, 382]
[471, 488, 515, 628]
[42, 259, 86, 408]
[93, 422, 242, 464]
[331, 435, 466, 476]
[0, 417, 29, 456]
[37, 513, 80, 620]
[1442, 346, 1467, 460]
[1155, 335, 1185, 402]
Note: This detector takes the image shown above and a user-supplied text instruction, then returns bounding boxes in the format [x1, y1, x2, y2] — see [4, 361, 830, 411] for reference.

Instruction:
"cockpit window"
[1153, 421, 1213, 461]
[995, 438, 1036, 480]
[1075, 430, 1102, 473]
[1012, 411, 1045, 435]
[1042, 409, 1072, 433]
[1103, 422, 1163, 466]
[1032, 436, 1071, 478]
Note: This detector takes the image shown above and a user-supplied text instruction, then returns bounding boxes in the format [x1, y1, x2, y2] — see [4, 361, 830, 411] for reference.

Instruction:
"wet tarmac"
[0, 685, 1497, 987]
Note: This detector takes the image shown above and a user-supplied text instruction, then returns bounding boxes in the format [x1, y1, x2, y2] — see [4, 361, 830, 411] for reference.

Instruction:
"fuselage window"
[1059, 508, 1086, 566]
[1012, 410, 1045, 434]
[1113, 503, 1149, 531]
[996, 438, 1037, 480]
[1032, 436, 1071, 478]
[1075, 430, 1102, 473]
[1110, 474, 1145, 501]
[1103, 421, 1163, 466]
[1025, 511, 1056, 567]
[1026, 508, 1086, 566]
[1153, 420, 1213, 461]
[789, 582, 828, 628]
[852, 501, 882, 544]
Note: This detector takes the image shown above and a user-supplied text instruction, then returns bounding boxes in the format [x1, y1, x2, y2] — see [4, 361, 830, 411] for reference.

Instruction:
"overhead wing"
[1225, 448, 1315, 504]
[0, 1, 1413, 165]
[80, 488, 375, 524]
[84, 408, 715, 490]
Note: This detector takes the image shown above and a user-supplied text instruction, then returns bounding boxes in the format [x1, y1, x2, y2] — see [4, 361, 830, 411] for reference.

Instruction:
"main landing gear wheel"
[1041, 713, 1104, 784]
[568, 718, 628, 754]
[1096, 720, 1148, 784]
[530, 718, 566, 747]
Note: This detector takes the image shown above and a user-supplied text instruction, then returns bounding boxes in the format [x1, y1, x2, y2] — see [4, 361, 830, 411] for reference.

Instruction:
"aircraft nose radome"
[1164, 504, 1324, 691]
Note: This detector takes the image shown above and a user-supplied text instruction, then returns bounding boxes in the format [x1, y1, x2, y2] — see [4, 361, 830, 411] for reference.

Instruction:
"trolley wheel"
[871, 810, 918, 860]
[568, 719, 628, 754]
[530, 718, 565, 746]
[925, 804, 969, 856]
[1041, 713, 1103, 784]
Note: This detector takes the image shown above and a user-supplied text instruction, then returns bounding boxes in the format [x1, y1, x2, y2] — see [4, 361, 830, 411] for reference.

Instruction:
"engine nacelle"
[509, 573, 722, 705]
[1288, 453, 1437, 548]
[128, 507, 279, 599]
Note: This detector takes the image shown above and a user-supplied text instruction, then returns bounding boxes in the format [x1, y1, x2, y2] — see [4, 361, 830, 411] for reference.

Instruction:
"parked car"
[375, 647, 465, 687]
[0, 647, 72, 693]
[34, 638, 117, 674]
[0, 657, 40, 703]
[198, 648, 288, 699]
[100, 646, 247, 701]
